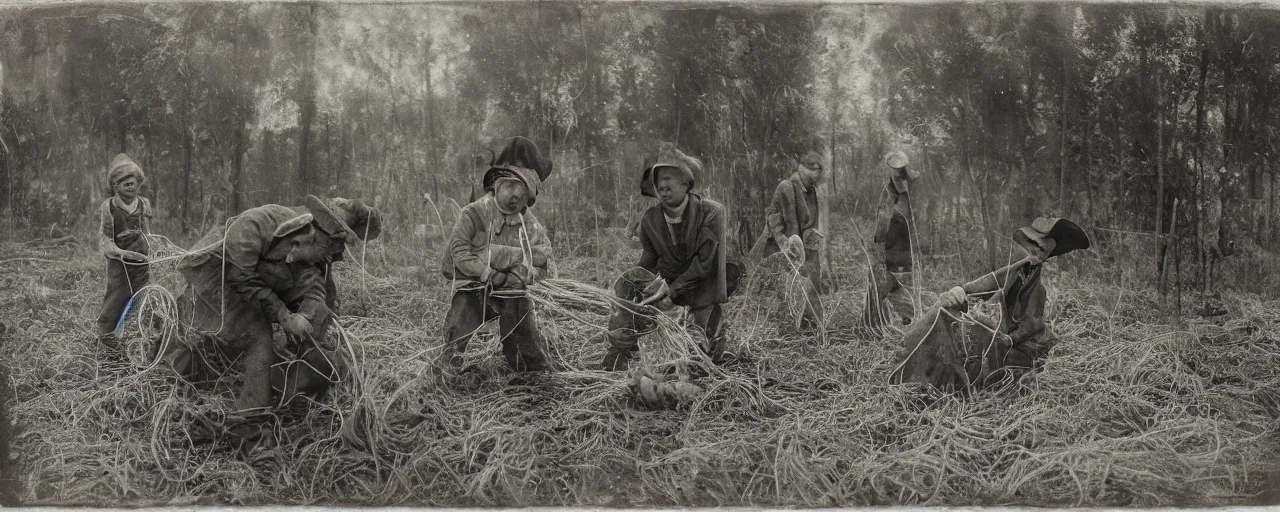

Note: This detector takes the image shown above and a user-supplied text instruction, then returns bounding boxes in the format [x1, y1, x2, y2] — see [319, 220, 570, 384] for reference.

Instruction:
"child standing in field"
[95, 153, 153, 349]
[440, 137, 555, 376]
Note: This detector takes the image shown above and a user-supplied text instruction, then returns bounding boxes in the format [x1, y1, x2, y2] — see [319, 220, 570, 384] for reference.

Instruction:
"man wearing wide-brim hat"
[923, 217, 1091, 382]
[600, 143, 729, 371]
[440, 136, 554, 376]
[165, 194, 381, 453]
[864, 150, 922, 332]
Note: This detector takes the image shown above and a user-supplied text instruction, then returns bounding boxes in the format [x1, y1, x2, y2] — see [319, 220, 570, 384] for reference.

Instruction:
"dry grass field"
[2, 228, 1279, 507]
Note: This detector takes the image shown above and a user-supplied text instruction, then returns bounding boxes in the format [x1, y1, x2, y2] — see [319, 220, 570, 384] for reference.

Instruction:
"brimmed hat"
[304, 195, 383, 242]
[640, 143, 702, 198]
[482, 137, 553, 207]
[108, 153, 145, 187]
[884, 151, 921, 181]
[1012, 217, 1090, 259]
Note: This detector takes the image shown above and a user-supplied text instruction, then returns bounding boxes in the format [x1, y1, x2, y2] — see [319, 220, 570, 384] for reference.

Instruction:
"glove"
[120, 251, 148, 263]
[281, 313, 314, 339]
[939, 286, 967, 309]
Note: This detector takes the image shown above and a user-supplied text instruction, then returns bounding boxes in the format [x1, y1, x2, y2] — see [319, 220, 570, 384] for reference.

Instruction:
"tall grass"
[1, 224, 1278, 506]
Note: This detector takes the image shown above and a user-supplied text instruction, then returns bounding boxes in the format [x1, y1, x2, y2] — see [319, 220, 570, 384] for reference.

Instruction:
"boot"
[600, 347, 633, 371]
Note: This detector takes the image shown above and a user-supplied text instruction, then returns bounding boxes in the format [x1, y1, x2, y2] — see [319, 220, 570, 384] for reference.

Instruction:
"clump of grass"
[2, 231, 1279, 507]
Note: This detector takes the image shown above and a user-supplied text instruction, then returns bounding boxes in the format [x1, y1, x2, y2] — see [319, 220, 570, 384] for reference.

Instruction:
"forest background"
[3, 2, 1279, 296]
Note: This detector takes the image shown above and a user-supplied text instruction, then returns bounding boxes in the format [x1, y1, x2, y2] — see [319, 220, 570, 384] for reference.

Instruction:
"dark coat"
[960, 257, 1050, 353]
[762, 172, 820, 257]
[875, 180, 913, 272]
[637, 193, 728, 308]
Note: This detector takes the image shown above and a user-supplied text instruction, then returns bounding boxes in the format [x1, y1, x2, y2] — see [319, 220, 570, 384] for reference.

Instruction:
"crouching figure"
[164, 195, 381, 451]
[600, 144, 730, 371]
[889, 217, 1090, 391]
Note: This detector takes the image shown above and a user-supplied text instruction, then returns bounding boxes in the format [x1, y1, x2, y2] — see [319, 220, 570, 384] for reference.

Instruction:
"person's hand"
[488, 271, 509, 288]
[653, 297, 675, 312]
[120, 251, 148, 263]
[642, 278, 667, 299]
[282, 313, 313, 339]
[505, 272, 527, 290]
[939, 286, 967, 309]
[786, 234, 805, 259]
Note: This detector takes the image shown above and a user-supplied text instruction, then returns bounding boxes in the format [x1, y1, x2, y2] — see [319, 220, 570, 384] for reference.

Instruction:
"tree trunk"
[1193, 11, 1210, 291]
[231, 126, 245, 215]
[1155, 71, 1165, 285]
[1270, 170, 1276, 248]
[182, 125, 193, 234]
[1059, 50, 1069, 216]
[423, 35, 436, 191]
[296, 3, 318, 198]
[116, 100, 128, 153]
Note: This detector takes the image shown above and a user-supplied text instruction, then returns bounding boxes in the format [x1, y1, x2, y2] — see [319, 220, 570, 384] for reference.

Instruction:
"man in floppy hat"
[165, 194, 381, 452]
[600, 143, 729, 371]
[758, 137, 828, 334]
[440, 136, 554, 375]
[864, 150, 921, 331]
[934, 217, 1091, 376]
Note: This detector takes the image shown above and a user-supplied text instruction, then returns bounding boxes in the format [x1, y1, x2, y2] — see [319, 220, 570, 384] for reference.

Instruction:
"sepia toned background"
[3, 1, 1280, 507]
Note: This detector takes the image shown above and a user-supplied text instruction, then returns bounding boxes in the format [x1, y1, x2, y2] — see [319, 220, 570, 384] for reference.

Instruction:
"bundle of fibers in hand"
[888, 303, 1013, 392]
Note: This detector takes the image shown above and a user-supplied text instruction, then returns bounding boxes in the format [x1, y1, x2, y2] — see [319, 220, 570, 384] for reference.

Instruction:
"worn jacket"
[638, 193, 727, 308]
[958, 257, 1048, 346]
[874, 180, 913, 271]
[763, 172, 820, 255]
[179, 204, 330, 326]
[441, 194, 552, 288]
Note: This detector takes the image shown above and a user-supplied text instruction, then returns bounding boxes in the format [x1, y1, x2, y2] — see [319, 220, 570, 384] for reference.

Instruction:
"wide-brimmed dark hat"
[640, 143, 702, 198]
[1013, 217, 1090, 259]
[305, 195, 383, 242]
[482, 137, 552, 207]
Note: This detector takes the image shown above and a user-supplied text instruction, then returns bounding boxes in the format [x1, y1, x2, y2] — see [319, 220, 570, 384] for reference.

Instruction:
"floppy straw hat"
[640, 143, 702, 198]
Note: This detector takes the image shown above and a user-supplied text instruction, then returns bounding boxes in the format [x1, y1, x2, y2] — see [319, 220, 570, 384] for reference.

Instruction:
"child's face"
[494, 180, 529, 212]
[114, 177, 140, 201]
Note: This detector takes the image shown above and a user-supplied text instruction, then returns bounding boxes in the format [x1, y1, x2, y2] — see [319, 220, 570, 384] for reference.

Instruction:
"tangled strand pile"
[2, 235, 1279, 506]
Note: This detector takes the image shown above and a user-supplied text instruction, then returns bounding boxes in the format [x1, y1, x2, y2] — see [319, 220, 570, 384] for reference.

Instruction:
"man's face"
[114, 177, 140, 201]
[494, 179, 530, 212]
[286, 228, 343, 265]
[796, 151, 825, 186]
[1026, 238, 1056, 265]
[654, 167, 689, 208]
